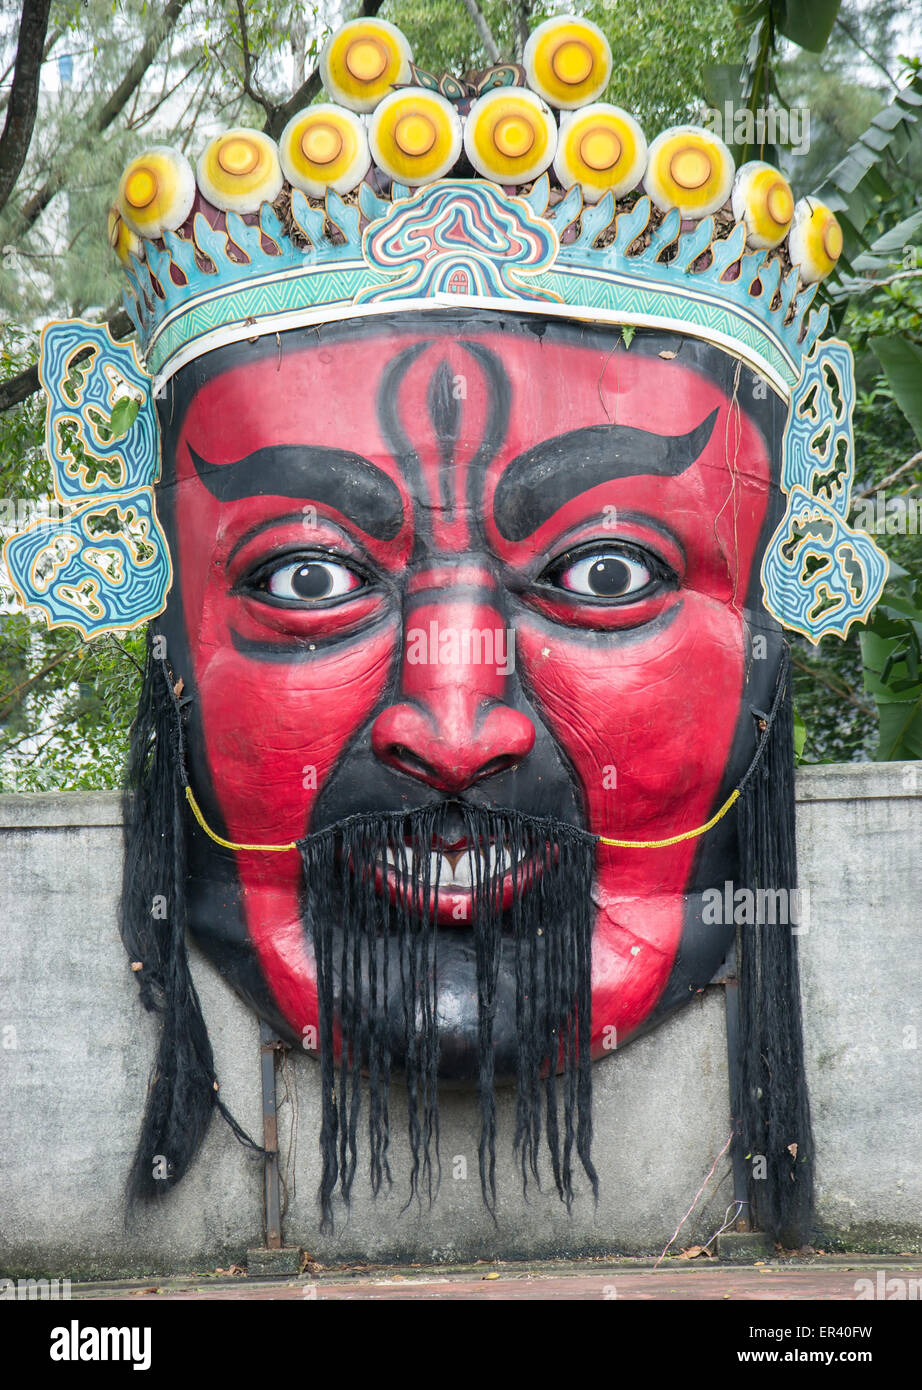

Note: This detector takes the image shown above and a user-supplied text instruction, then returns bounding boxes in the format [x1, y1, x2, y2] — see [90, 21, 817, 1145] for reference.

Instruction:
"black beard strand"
[299, 803, 599, 1233]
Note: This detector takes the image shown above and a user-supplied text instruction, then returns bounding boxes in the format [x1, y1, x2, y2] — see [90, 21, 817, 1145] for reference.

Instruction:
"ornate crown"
[4, 14, 888, 643]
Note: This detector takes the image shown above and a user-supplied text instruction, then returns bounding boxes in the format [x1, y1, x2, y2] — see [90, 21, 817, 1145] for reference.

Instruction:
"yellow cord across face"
[185, 783, 741, 854]
[596, 788, 740, 848]
[185, 786, 298, 852]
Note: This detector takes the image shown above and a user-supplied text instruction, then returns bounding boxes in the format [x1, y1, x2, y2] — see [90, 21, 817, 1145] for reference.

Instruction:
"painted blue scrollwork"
[3, 320, 171, 636]
[761, 339, 888, 643]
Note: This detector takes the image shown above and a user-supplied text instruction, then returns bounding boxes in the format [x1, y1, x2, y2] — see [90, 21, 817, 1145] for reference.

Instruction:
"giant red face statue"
[154, 310, 787, 1196]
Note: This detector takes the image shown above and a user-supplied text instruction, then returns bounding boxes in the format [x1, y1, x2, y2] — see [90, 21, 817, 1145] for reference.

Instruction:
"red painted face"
[161, 317, 777, 1070]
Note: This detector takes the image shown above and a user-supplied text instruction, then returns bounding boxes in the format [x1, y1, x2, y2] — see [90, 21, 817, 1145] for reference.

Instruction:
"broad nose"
[371, 590, 535, 794]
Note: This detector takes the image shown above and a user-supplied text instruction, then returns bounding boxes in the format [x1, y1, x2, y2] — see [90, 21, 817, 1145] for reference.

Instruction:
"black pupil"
[292, 563, 333, 599]
[588, 558, 631, 595]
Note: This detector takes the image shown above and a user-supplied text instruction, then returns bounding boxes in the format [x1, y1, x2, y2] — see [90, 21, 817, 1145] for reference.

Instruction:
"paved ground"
[70, 1256, 922, 1301]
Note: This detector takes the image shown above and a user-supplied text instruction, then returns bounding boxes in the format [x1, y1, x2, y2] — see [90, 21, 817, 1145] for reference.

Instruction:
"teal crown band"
[127, 177, 826, 400]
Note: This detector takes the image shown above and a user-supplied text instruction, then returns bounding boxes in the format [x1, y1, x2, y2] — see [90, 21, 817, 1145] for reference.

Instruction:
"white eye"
[556, 551, 653, 598]
[266, 559, 363, 602]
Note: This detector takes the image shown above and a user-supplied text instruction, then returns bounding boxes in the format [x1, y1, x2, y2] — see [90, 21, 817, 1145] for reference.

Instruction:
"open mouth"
[375, 836, 542, 924]
[314, 802, 583, 937]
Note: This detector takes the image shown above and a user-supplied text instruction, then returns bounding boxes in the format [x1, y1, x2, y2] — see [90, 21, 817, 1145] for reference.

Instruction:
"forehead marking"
[377, 339, 511, 556]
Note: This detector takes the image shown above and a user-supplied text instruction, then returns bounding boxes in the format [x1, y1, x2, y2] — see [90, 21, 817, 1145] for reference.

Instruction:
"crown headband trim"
[148, 279, 797, 402]
[5, 312, 887, 645]
[133, 181, 825, 400]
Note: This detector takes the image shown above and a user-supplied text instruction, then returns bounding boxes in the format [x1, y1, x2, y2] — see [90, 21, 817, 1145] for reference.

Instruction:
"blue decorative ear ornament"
[3, 320, 171, 638]
[761, 338, 889, 643]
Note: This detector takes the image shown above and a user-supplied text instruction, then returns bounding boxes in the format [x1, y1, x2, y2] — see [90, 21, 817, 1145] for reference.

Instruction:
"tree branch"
[0, 641, 85, 723]
[290, 10, 307, 95]
[176, 64, 216, 152]
[16, 0, 193, 233]
[127, 54, 205, 131]
[459, 0, 500, 64]
[0, 0, 53, 215]
[512, 0, 531, 63]
[236, 0, 254, 90]
[855, 450, 922, 499]
[853, 268, 922, 291]
[234, 0, 272, 115]
[0, 708, 85, 758]
[791, 654, 874, 715]
[835, 15, 899, 91]
[0, 21, 62, 115]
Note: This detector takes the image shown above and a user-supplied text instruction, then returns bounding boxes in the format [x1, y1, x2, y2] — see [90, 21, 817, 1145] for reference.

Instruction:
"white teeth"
[452, 853, 474, 888]
[382, 843, 524, 889]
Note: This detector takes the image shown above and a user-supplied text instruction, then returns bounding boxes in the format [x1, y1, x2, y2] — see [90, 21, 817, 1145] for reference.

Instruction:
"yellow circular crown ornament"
[107, 204, 142, 266]
[369, 88, 463, 185]
[320, 17, 413, 113]
[464, 86, 557, 185]
[644, 126, 735, 218]
[116, 147, 195, 239]
[732, 161, 795, 250]
[523, 15, 612, 110]
[554, 104, 647, 203]
[196, 129, 284, 215]
[788, 197, 843, 284]
[279, 105, 370, 197]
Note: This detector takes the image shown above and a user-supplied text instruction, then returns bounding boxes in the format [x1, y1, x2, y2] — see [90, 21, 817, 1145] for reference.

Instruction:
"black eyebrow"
[188, 444, 404, 542]
[493, 408, 720, 542]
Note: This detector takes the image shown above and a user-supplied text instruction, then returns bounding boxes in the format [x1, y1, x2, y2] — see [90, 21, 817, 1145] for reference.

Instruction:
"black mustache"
[300, 797, 593, 852]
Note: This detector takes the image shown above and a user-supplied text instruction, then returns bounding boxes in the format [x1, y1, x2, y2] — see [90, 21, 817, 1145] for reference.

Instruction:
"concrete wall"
[796, 764, 922, 1254]
[0, 764, 919, 1276]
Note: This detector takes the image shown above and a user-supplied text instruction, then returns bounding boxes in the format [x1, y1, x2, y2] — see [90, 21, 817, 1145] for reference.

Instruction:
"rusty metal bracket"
[720, 941, 751, 1231]
[259, 1020, 283, 1249]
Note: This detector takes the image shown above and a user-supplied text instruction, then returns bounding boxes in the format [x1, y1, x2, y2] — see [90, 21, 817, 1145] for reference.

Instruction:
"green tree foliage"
[538, 1, 740, 130]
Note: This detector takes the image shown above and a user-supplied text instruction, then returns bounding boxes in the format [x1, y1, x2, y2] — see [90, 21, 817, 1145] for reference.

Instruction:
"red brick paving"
[75, 1261, 922, 1301]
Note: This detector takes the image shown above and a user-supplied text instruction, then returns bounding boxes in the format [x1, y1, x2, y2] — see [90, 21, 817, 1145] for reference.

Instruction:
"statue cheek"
[195, 626, 398, 855]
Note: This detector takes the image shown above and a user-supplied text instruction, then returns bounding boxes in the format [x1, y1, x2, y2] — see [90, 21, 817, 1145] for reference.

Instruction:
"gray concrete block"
[283, 989, 733, 1263]
[795, 763, 922, 1254]
[0, 808, 263, 1278]
[1, 762, 920, 1272]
